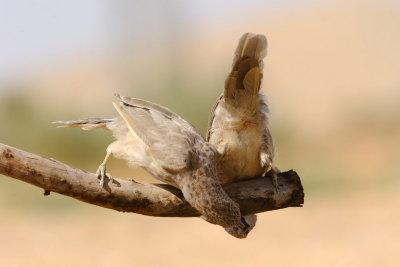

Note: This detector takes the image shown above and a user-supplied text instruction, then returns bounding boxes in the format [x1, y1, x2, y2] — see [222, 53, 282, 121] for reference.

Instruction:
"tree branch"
[0, 143, 304, 217]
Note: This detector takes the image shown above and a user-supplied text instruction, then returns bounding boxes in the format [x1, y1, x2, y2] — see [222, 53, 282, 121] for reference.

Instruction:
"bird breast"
[215, 126, 264, 183]
[210, 104, 265, 182]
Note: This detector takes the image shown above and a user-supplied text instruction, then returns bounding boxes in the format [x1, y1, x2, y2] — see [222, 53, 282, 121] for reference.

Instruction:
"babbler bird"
[54, 94, 250, 234]
[207, 33, 280, 238]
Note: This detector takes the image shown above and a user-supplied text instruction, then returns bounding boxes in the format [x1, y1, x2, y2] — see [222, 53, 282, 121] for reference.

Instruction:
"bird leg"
[96, 151, 113, 188]
[268, 165, 281, 194]
[260, 154, 281, 194]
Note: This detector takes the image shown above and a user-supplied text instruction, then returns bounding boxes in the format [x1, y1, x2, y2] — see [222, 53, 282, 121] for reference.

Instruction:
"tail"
[53, 118, 114, 130]
[225, 33, 267, 97]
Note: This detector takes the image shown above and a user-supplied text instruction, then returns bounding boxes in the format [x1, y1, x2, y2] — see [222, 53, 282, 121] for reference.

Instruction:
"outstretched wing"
[113, 95, 202, 172]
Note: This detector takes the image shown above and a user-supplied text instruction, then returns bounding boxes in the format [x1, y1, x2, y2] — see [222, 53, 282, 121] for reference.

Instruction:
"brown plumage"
[54, 94, 246, 231]
[207, 33, 279, 238]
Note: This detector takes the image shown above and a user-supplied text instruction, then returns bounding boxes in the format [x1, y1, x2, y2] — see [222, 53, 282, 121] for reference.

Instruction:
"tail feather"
[53, 118, 114, 130]
[233, 32, 267, 63]
[225, 33, 267, 97]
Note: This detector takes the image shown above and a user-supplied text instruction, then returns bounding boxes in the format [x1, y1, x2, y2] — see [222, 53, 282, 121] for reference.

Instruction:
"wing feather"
[113, 95, 201, 171]
[116, 94, 176, 119]
[206, 94, 223, 141]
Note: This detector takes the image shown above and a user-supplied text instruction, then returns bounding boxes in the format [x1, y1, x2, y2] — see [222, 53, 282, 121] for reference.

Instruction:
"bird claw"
[263, 165, 280, 194]
[96, 164, 113, 188]
[272, 173, 280, 194]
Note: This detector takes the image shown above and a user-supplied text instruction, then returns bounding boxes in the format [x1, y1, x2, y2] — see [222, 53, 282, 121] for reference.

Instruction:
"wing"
[113, 95, 202, 172]
[206, 94, 223, 141]
[261, 127, 275, 161]
[116, 94, 177, 119]
[260, 96, 275, 162]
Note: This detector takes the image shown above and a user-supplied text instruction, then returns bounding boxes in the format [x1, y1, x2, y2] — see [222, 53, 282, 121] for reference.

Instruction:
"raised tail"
[225, 33, 267, 97]
[52, 118, 114, 130]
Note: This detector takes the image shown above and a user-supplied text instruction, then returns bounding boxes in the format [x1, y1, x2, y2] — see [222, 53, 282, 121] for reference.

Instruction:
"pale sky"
[0, 0, 319, 83]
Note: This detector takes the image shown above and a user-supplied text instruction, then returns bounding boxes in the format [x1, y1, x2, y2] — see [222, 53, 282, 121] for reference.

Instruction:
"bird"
[54, 94, 250, 234]
[206, 32, 280, 238]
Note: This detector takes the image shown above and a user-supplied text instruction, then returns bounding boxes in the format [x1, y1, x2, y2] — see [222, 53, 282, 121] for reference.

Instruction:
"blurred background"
[1, 0, 399, 266]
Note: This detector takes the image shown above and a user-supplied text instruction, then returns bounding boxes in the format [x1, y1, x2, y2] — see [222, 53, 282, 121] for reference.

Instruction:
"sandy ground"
[0, 187, 399, 267]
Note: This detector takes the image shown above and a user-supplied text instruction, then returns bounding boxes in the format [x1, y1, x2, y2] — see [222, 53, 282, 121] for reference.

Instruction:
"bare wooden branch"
[0, 143, 304, 216]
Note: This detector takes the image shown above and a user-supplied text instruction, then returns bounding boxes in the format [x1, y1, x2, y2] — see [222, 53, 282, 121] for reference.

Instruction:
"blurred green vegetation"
[135, 80, 220, 137]
[0, 90, 110, 211]
[0, 84, 221, 212]
[0, 89, 111, 166]
[1, 80, 399, 212]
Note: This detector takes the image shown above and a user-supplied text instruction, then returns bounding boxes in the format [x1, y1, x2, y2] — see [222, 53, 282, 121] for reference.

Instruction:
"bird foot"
[96, 164, 113, 188]
[272, 173, 280, 194]
[263, 166, 281, 194]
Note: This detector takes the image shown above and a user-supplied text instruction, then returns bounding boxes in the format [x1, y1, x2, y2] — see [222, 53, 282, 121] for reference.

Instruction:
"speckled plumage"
[54, 94, 244, 230]
[207, 33, 279, 238]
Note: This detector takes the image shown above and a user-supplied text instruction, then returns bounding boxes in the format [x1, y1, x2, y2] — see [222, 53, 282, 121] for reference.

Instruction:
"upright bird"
[207, 33, 280, 238]
[54, 94, 249, 234]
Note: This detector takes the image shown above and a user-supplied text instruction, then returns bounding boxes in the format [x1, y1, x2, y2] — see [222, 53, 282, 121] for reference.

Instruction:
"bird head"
[225, 214, 257, 239]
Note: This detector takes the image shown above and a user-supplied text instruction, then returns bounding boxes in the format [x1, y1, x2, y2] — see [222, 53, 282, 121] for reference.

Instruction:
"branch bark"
[0, 143, 304, 217]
